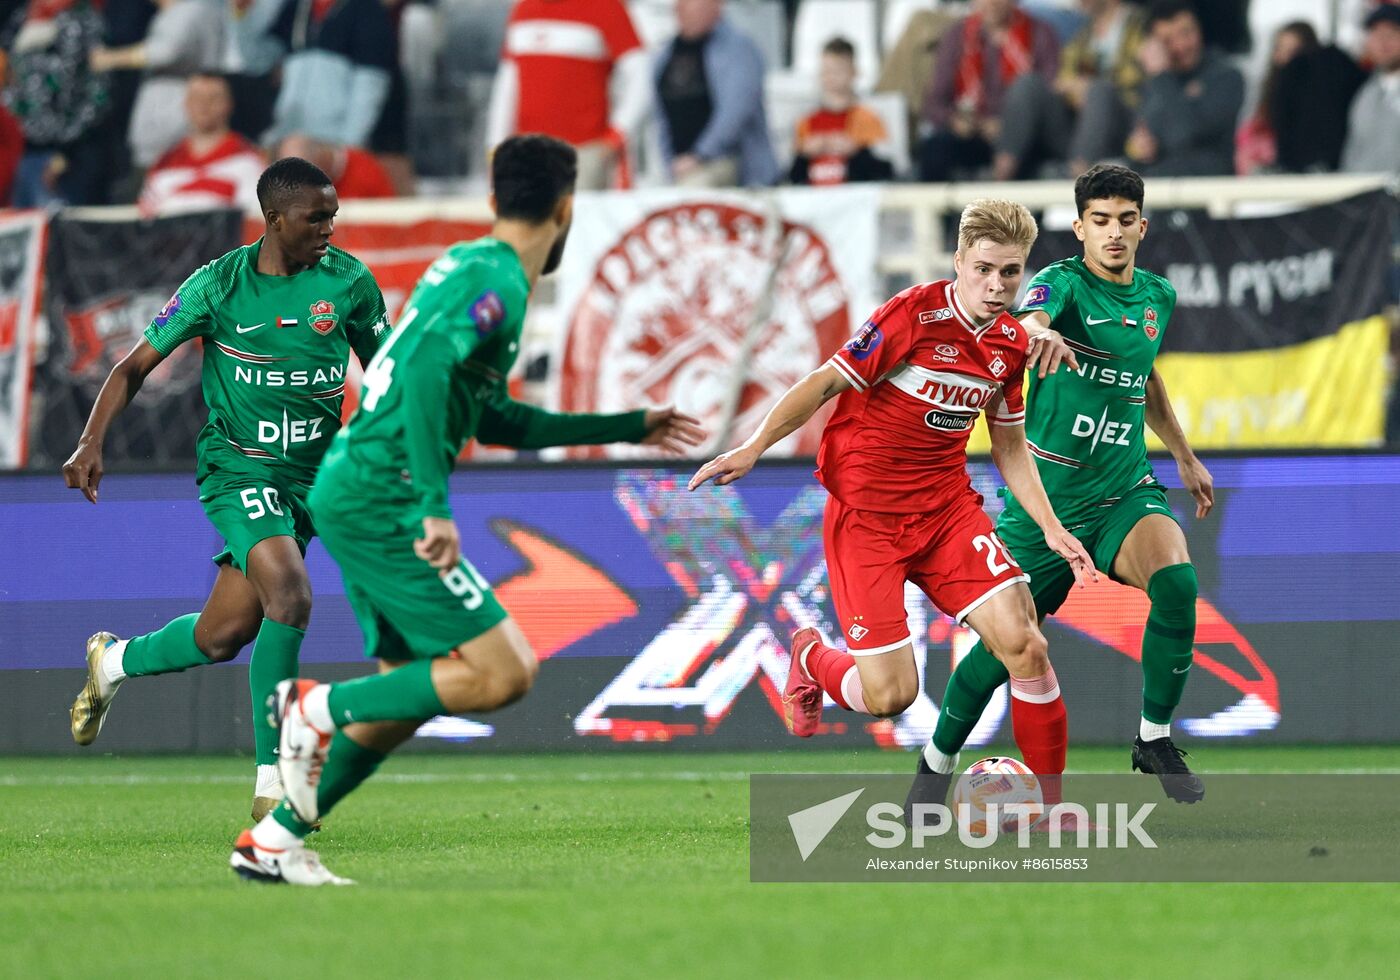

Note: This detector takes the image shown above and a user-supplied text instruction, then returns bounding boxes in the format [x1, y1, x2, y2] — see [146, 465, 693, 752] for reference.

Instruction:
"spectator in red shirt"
[789, 38, 893, 185]
[919, 0, 1059, 181]
[273, 133, 396, 199]
[485, 0, 650, 190]
[139, 74, 265, 216]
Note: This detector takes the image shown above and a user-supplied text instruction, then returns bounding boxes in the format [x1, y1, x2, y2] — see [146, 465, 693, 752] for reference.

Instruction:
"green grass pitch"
[3, 746, 1397, 978]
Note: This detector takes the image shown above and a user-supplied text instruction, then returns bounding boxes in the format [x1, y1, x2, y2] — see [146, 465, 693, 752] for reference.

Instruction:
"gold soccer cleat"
[70, 632, 121, 746]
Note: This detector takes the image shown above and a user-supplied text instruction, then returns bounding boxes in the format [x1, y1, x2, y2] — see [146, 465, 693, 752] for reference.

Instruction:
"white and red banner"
[553, 186, 882, 458]
[0, 211, 47, 468]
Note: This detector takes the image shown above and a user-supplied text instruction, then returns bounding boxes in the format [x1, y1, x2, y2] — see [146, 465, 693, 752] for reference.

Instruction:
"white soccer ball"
[952, 756, 1044, 834]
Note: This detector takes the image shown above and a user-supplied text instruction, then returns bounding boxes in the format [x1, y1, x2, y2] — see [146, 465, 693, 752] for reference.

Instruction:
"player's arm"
[688, 363, 851, 490]
[1145, 367, 1213, 519]
[396, 330, 464, 570]
[1014, 269, 1079, 378]
[987, 417, 1097, 586]
[347, 270, 391, 366]
[476, 389, 705, 454]
[62, 340, 168, 503]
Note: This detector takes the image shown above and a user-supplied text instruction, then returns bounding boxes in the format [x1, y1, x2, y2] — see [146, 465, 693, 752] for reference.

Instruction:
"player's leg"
[783, 499, 923, 736]
[1107, 498, 1204, 802]
[69, 557, 264, 746]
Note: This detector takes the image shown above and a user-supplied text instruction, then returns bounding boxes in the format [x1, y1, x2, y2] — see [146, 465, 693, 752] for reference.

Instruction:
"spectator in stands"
[0, 103, 23, 205]
[654, 0, 778, 188]
[486, 0, 650, 191]
[265, 0, 396, 151]
[1125, 0, 1242, 176]
[2, 0, 110, 207]
[876, 3, 963, 136]
[994, 0, 1146, 180]
[274, 133, 397, 199]
[89, 0, 224, 175]
[1236, 22, 1365, 176]
[918, 0, 1059, 182]
[1342, 5, 1400, 173]
[138, 74, 264, 217]
[90, 0, 155, 203]
[789, 38, 893, 186]
[222, 0, 287, 143]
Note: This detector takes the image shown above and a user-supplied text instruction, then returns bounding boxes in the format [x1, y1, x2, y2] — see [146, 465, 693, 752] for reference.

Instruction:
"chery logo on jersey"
[889, 364, 997, 412]
[845, 321, 883, 361]
[934, 344, 959, 361]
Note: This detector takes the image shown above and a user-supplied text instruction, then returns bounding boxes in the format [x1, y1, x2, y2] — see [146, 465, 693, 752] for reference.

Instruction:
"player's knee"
[261, 580, 313, 630]
[196, 619, 259, 663]
[1147, 563, 1198, 619]
[864, 675, 918, 718]
[484, 658, 535, 709]
[998, 627, 1049, 677]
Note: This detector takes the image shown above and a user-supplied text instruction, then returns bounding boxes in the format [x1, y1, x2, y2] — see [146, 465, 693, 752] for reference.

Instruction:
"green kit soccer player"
[909, 165, 1214, 812]
[230, 134, 705, 886]
[65, 158, 389, 820]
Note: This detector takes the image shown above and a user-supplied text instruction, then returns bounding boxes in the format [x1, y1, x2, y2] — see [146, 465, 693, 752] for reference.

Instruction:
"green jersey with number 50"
[1004, 255, 1177, 528]
[143, 240, 388, 486]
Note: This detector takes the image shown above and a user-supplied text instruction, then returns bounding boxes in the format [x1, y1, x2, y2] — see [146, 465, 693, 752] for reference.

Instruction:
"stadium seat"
[792, 0, 880, 90]
[881, 0, 942, 56]
[628, 0, 677, 50]
[863, 90, 911, 178]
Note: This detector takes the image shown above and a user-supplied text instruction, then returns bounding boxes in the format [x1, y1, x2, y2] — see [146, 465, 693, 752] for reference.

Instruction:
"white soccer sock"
[923, 742, 959, 775]
[1140, 717, 1171, 741]
[300, 684, 334, 732]
[255, 764, 283, 798]
[100, 639, 128, 688]
[251, 812, 303, 852]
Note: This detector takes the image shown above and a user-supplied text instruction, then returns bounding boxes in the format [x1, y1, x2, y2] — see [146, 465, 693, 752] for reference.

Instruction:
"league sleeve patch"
[468, 290, 506, 337]
[1023, 284, 1051, 308]
[154, 292, 181, 327]
[843, 321, 883, 362]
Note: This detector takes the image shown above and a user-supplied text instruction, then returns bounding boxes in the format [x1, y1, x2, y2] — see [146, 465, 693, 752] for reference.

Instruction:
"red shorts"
[823, 493, 1030, 654]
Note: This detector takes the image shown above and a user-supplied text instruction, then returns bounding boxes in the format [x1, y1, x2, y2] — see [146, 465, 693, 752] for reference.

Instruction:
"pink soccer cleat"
[783, 627, 825, 738]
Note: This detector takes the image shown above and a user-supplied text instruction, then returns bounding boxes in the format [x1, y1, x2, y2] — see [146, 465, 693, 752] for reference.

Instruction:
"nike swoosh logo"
[1085, 317, 1113, 325]
[235, 323, 265, 334]
[1145, 504, 1167, 511]
[1172, 666, 1190, 674]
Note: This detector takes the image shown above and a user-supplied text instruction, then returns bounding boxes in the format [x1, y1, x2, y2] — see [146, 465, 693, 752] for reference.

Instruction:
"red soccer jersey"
[503, 0, 642, 146]
[817, 279, 1028, 514]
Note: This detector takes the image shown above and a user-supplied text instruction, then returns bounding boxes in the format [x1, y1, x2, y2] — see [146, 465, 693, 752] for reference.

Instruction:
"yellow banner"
[968, 316, 1390, 455]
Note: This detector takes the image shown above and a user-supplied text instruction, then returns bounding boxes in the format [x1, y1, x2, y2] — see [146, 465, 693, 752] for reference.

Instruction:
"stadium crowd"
[0, 0, 1396, 211]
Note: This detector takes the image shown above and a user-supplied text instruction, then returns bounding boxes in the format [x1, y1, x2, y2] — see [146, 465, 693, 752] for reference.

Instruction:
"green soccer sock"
[270, 731, 387, 838]
[1141, 563, 1199, 725]
[121, 614, 210, 677]
[326, 659, 446, 726]
[932, 640, 1011, 756]
[249, 619, 306, 767]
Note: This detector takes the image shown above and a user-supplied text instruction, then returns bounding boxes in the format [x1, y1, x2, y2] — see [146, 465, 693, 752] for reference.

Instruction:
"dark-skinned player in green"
[231, 135, 706, 885]
[65, 157, 389, 822]
[906, 165, 1214, 818]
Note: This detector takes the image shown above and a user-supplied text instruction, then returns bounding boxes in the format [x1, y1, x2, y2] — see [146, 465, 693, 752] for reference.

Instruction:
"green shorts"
[199, 468, 314, 572]
[309, 486, 507, 661]
[996, 481, 1180, 619]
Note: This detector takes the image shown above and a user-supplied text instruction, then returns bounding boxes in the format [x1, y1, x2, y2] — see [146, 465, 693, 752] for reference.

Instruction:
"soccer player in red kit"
[689, 199, 1095, 808]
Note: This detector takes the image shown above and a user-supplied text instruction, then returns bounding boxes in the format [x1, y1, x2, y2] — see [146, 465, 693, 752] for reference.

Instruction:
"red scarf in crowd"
[955, 10, 1035, 114]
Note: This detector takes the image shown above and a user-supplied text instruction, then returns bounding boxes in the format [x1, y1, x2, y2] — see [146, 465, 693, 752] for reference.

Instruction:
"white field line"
[2, 767, 1398, 787]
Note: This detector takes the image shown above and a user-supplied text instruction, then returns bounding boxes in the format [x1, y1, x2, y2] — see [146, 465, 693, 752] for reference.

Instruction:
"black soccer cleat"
[903, 755, 954, 828]
[1132, 736, 1205, 803]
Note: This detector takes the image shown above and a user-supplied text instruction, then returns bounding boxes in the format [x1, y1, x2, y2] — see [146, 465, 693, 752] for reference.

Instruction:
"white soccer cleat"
[229, 829, 353, 886]
[273, 678, 333, 823]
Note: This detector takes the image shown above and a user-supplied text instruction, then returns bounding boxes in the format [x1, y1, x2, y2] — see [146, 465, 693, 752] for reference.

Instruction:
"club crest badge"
[309, 299, 338, 335]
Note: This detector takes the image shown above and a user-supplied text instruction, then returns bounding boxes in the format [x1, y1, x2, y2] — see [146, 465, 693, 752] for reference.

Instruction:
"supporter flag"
[0, 211, 45, 469]
[1006, 189, 1398, 451]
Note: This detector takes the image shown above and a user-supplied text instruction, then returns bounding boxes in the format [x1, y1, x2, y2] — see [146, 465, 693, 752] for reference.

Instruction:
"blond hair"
[956, 199, 1038, 255]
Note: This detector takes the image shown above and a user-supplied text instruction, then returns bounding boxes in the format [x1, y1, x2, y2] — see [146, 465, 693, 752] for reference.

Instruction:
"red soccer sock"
[1009, 668, 1067, 806]
[802, 639, 866, 713]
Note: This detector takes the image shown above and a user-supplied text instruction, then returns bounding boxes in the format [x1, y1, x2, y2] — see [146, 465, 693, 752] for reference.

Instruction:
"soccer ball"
[952, 756, 1044, 834]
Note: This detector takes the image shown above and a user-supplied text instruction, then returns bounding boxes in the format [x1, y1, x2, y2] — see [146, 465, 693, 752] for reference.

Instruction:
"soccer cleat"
[1132, 735, 1205, 803]
[229, 829, 353, 886]
[251, 796, 281, 823]
[782, 628, 825, 737]
[70, 632, 121, 746]
[902, 755, 953, 828]
[274, 679, 333, 823]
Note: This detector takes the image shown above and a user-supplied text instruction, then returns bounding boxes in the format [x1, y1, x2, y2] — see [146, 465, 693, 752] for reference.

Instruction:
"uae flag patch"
[278, 317, 298, 328]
